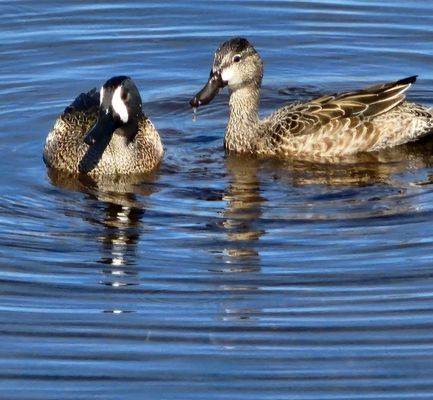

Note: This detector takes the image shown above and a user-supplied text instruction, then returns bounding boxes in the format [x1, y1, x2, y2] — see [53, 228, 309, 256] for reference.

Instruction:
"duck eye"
[121, 90, 128, 101]
[233, 55, 241, 63]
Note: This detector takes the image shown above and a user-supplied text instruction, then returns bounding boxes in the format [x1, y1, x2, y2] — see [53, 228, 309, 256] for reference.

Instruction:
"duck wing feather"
[266, 76, 417, 139]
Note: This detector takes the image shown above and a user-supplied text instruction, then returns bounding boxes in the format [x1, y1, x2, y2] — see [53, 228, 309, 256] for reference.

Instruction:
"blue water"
[2, 1, 433, 399]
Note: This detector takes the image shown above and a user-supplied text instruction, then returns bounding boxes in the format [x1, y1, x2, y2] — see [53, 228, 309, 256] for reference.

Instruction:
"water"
[2, 1, 433, 399]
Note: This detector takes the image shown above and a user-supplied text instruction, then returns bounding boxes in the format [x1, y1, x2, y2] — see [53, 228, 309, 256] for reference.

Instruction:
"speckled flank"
[197, 38, 433, 159]
[43, 78, 163, 175]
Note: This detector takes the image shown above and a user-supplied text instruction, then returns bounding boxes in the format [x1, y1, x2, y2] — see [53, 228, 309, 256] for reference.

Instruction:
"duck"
[44, 76, 163, 175]
[190, 37, 433, 159]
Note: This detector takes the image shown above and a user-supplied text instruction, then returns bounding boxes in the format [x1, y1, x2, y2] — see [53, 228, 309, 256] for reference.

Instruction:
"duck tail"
[395, 75, 417, 86]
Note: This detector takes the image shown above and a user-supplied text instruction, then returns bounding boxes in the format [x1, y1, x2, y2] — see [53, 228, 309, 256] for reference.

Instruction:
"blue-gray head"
[84, 76, 142, 146]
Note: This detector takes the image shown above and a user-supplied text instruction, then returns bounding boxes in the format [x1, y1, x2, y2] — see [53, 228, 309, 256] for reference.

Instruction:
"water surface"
[2, 1, 433, 399]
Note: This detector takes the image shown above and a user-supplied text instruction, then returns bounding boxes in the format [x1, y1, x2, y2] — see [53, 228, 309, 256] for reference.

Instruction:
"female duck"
[190, 38, 433, 159]
[44, 76, 163, 175]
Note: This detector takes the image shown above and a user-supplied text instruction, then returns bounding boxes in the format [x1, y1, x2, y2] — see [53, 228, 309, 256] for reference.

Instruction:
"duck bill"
[190, 70, 226, 108]
[84, 111, 116, 146]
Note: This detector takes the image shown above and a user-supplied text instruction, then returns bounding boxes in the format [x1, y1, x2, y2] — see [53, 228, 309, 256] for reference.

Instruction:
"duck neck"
[225, 84, 260, 154]
[117, 116, 140, 144]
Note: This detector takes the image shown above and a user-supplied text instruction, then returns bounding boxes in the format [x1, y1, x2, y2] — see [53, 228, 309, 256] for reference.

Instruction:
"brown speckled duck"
[44, 76, 163, 175]
[190, 37, 433, 159]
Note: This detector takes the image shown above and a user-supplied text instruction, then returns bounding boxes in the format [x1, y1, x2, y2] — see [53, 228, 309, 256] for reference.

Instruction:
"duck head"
[84, 76, 142, 146]
[190, 37, 263, 108]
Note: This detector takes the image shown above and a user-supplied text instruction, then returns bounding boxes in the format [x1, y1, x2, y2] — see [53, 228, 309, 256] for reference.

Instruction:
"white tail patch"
[111, 86, 129, 123]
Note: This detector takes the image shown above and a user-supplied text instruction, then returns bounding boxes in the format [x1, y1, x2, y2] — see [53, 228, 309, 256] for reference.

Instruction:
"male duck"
[44, 76, 163, 175]
[190, 38, 433, 159]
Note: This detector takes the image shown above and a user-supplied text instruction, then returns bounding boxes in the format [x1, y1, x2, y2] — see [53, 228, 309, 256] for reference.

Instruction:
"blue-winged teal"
[190, 38, 433, 159]
[44, 76, 163, 175]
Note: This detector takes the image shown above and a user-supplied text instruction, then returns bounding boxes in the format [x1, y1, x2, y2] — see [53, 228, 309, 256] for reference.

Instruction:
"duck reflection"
[211, 155, 265, 326]
[220, 155, 265, 268]
[220, 137, 433, 265]
[267, 136, 433, 187]
[47, 169, 159, 294]
[214, 137, 433, 329]
[217, 138, 433, 268]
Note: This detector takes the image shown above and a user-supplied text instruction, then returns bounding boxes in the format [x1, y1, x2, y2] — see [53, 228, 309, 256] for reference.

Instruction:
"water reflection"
[218, 138, 433, 265]
[47, 169, 159, 294]
[267, 137, 433, 187]
[220, 155, 265, 268]
[213, 138, 433, 329]
[210, 156, 265, 327]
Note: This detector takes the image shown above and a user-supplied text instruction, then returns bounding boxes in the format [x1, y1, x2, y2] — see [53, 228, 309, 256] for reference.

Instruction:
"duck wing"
[266, 76, 416, 138]
[43, 89, 101, 172]
[66, 88, 99, 112]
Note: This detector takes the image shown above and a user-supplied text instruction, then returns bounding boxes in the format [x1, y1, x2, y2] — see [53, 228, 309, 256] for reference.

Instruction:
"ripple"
[3, 0, 433, 399]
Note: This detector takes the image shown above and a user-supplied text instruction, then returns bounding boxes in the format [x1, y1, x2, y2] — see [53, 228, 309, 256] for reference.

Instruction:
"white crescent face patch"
[111, 86, 129, 123]
[99, 86, 104, 105]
